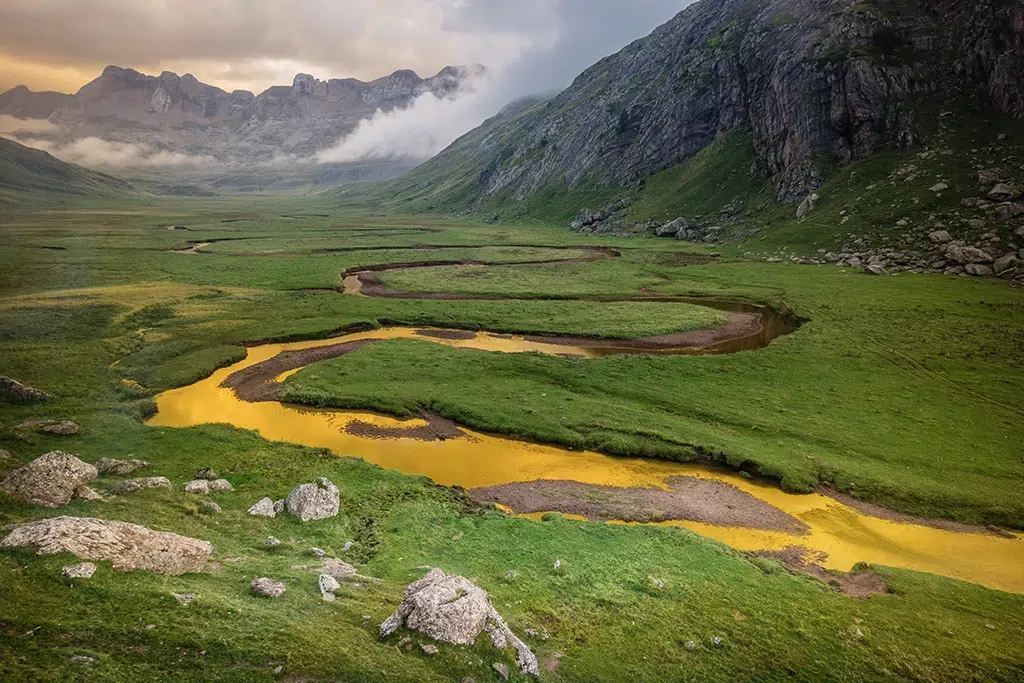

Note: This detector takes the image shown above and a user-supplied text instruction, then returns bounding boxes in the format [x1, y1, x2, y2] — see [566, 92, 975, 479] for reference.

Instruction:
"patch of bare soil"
[820, 489, 1011, 537]
[755, 546, 892, 598]
[346, 412, 465, 442]
[470, 476, 808, 533]
[222, 340, 378, 402]
[414, 329, 477, 341]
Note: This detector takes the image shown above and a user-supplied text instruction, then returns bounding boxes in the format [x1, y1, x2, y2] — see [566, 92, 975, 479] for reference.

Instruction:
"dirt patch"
[470, 477, 808, 533]
[346, 412, 465, 442]
[222, 340, 378, 402]
[755, 546, 892, 598]
[414, 329, 477, 341]
[820, 489, 1011, 537]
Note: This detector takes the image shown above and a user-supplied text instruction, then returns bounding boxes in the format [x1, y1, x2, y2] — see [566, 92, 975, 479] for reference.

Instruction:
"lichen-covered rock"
[251, 577, 286, 598]
[247, 497, 276, 517]
[0, 376, 51, 403]
[41, 420, 79, 435]
[380, 568, 538, 676]
[62, 562, 97, 579]
[209, 479, 234, 492]
[107, 477, 172, 495]
[74, 485, 103, 501]
[318, 573, 340, 601]
[0, 451, 97, 507]
[285, 478, 339, 521]
[184, 480, 210, 494]
[95, 458, 149, 475]
[1, 516, 212, 575]
[273, 499, 285, 515]
[199, 500, 222, 514]
[194, 467, 218, 480]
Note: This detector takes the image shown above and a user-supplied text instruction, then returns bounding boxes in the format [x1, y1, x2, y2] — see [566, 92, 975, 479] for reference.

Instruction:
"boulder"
[929, 182, 949, 192]
[319, 573, 340, 601]
[251, 577, 286, 598]
[107, 477, 172, 495]
[965, 264, 994, 276]
[994, 253, 1018, 274]
[493, 663, 510, 681]
[988, 183, 1017, 201]
[40, 421, 79, 436]
[199, 500, 222, 514]
[380, 568, 538, 676]
[194, 467, 218, 480]
[0, 516, 212, 575]
[978, 169, 1000, 186]
[928, 230, 951, 244]
[796, 193, 818, 218]
[864, 264, 888, 276]
[285, 478, 339, 521]
[74, 486, 103, 501]
[62, 562, 97, 579]
[209, 479, 234, 492]
[0, 376, 51, 403]
[946, 245, 994, 264]
[184, 480, 210, 494]
[95, 458, 149, 475]
[0, 451, 97, 507]
[654, 219, 682, 237]
[247, 497, 276, 517]
[273, 499, 286, 515]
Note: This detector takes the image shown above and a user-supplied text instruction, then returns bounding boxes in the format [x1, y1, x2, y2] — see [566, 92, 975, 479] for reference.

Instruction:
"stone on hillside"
[864, 264, 888, 276]
[38, 421, 79, 436]
[654, 220, 681, 237]
[199, 500, 222, 514]
[251, 577, 286, 598]
[74, 485, 103, 501]
[273, 499, 286, 515]
[285, 478, 339, 521]
[380, 568, 538, 676]
[978, 170, 1000, 186]
[173, 592, 197, 606]
[209, 479, 233, 492]
[62, 562, 97, 579]
[184, 479, 210, 494]
[988, 183, 1017, 201]
[964, 264, 994, 276]
[929, 182, 949, 192]
[95, 458, 149, 475]
[421, 644, 439, 655]
[0, 376, 51, 403]
[493, 663, 510, 680]
[320, 558, 359, 581]
[0, 451, 97, 507]
[994, 253, 1018, 274]
[319, 573, 340, 601]
[967, 218, 987, 230]
[195, 467, 218, 480]
[248, 497, 276, 517]
[107, 477, 172, 495]
[928, 229, 951, 244]
[946, 245, 994, 264]
[310, 547, 326, 558]
[1, 516, 212, 574]
[796, 193, 818, 218]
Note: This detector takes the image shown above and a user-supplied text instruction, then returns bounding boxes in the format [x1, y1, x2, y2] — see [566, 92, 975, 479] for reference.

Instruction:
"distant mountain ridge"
[0, 63, 485, 169]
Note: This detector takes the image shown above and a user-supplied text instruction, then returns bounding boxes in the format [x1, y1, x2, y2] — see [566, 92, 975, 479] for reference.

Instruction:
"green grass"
[2, 197, 1024, 681]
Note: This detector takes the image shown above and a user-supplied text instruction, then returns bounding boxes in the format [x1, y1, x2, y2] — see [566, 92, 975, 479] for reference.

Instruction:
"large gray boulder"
[0, 516, 212, 575]
[380, 568, 538, 676]
[285, 478, 339, 521]
[247, 497, 276, 517]
[0, 451, 97, 507]
[946, 245, 994, 264]
[0, 376, 51, 403]
[251, 577, 286, 598]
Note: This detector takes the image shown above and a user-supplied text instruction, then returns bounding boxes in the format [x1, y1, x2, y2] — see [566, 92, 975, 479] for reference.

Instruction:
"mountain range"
[0, 63, 484, 172]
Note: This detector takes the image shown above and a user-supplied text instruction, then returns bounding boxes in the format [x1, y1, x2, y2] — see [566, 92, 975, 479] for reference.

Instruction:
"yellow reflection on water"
[147, 329, 1024, 593]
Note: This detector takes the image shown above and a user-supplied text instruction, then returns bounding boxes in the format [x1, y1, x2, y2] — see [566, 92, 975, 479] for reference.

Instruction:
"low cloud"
[18, 136, 216, 168]
[316, 76, 492, 163]
[0, 115, 60, 135]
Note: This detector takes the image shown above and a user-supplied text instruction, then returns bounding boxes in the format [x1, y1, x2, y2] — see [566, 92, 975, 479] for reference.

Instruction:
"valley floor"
[1, 197, 1022, 682]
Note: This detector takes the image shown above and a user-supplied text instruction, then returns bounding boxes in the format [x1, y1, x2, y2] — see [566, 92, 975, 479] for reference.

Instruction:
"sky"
[0, 0, 693, 166]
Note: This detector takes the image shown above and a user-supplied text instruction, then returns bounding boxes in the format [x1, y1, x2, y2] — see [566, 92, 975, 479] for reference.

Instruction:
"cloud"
[17, 136, 216, 168]
[0, 115, 60, 135]
[316, 0, 693, 163]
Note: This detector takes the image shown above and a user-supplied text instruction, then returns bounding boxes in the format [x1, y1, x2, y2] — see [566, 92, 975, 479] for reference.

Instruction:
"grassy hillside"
[0, 136, 133, 202]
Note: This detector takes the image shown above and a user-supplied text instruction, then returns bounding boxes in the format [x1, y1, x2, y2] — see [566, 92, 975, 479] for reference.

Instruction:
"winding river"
[149, 247, 1024, 593]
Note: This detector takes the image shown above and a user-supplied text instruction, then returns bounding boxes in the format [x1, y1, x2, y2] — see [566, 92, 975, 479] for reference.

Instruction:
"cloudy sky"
[0, 0, 690, 95]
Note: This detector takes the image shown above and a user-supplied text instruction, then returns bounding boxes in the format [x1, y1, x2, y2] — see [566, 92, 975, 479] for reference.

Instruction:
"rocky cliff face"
[462, 0, 1023, 203]
[0, 64, 483, 166]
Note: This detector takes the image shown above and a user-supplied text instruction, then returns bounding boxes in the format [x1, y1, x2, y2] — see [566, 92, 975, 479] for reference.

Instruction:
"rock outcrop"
[0, 516, 212, 575]
[285, 478, 340, 522]
[62, 562, 97, 579]
[380, 568, 538, 676]
[0, 376, 51, 402]
[106, 477, 172, 495]
[95, 458, 149, 475]
[0, 451, 97, 507]
[251, 577, 286, 598]
[247, 497, 276, 517]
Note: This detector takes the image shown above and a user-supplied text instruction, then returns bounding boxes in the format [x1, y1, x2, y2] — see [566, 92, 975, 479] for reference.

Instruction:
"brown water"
[147, 329, 1024, 593]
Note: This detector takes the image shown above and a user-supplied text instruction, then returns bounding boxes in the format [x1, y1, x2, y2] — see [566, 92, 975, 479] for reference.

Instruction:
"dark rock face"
[468, 0, 1023, 202]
